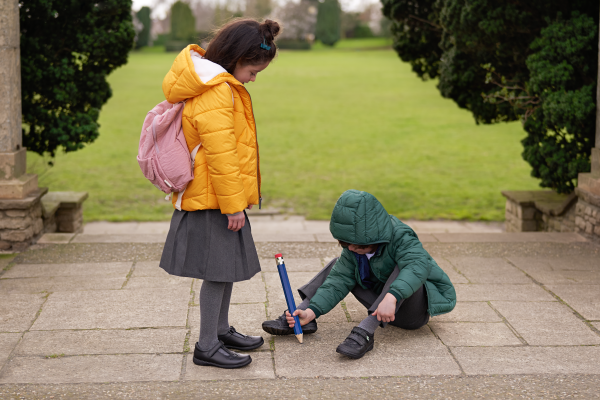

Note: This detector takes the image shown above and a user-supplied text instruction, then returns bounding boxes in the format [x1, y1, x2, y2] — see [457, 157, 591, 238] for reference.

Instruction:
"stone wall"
[574, 188, 600, 238]
[0, 188, 47, 251]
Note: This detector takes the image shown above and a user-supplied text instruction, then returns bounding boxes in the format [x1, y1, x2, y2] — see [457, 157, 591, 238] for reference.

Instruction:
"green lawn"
[27, 40, 540, 221]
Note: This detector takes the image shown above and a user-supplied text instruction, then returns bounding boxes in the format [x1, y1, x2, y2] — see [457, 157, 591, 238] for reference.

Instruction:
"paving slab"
[3, 375, 600, 399]
[71, 234, 167, 243]
[341, 293, 368, 323]
[232, 274, 266, 304]
[125, 276, 194, 290]
[2, 262, 132, 279]
[189, 303, 270, 346]
[274, 323, 461, 377]
[133, 261, 169, 277]
[430, 302, 501, 322]
[545, 284, 600, 320]
[453, 283, 555, 302]
[432, 232, 587, 243]
[446, 257, 531, 284]
[36, 233, 75, 244]
[184, 351, 275, 380]
[14, 329, 188, 356]
[315, 233, 337, 243]
[251, 233, 316, 242]
[508, 256, 600, 271]
[429, 322, 521, 346]
[0, 294, 46, 332]
[31, 288, 191, 330]
[415, 234, 438, 242]
[435, 258, 468, 284]
[452, 346, 600, 375]
[0, 276, 127, 293]
[0, 333, 21, 369]
[491, 301, 600, 345]
[258, 258, 323, 273]
[0, 354, 182, 384]
[592, 322, 600, 330]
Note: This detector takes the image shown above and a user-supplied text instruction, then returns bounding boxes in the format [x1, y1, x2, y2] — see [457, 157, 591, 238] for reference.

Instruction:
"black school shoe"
[335, 326, 374, 359]
[261, 311, 318, 335]
[193, 341, 252, 369]
[218, 326, 264, 350]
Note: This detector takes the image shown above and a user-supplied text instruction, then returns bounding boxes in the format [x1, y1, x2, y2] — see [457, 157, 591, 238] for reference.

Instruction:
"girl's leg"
[217, 282, 233, 335]
[199, 280, 227, 351]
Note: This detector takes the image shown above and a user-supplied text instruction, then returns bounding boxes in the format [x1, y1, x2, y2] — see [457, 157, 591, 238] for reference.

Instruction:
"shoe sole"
[262, 325, 317, 336]
[222, 338, 265, 351]
[335, 341, 374, 359]
[192, 356, 252, 369]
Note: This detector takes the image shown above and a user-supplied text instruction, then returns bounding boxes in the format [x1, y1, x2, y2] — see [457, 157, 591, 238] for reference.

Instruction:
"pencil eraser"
[274, 253, 282, 258]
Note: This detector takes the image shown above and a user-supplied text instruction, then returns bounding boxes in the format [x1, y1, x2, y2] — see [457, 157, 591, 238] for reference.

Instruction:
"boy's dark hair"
[204, 18, 281, 74]
[338, 240, 372, 250]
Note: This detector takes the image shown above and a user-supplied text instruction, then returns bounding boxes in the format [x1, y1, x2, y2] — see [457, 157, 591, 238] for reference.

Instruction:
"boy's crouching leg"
[388, 285, 430, 330]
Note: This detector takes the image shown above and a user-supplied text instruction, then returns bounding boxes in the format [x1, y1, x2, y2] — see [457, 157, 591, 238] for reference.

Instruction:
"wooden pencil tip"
[296, 334, 303, 344]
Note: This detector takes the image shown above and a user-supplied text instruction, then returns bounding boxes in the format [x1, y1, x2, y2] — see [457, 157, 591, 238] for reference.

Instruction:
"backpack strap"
[174, 143, 202, 211]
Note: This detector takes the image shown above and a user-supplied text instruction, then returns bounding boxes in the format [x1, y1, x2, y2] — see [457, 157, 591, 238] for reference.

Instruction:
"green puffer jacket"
[308, 190, 456, 318]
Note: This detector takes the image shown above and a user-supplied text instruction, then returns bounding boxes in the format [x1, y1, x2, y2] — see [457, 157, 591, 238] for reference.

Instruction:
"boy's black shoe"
[335, 327, 374, 359]
[261, 311, 318, 335]
[193, 341, 252, 369]
[218, 326, 264, 350]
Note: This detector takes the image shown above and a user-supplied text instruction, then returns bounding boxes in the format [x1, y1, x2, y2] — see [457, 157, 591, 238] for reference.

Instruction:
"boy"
[262, 190, 456, 359]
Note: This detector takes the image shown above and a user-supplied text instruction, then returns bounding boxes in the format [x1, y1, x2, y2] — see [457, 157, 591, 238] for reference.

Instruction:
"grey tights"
[198, 280, 233, 351]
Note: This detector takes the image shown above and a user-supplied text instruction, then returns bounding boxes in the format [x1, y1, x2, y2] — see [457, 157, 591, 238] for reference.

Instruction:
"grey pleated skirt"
[159, 209, 261, 282]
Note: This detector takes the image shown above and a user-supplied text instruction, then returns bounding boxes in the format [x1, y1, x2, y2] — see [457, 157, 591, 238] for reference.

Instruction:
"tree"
[170, 1, 196, 41]
[135, 6, 152, 48]
[316, 0, 341, 46]
[20, 0, 135, 157]
[381, 0, 599, 193]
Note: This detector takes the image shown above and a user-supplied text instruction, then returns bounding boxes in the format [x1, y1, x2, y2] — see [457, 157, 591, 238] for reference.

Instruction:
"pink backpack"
[137, 100, 201, 210]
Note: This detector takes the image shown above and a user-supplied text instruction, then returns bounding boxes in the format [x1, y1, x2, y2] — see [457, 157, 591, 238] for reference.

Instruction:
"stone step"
[578, 173, 600, 196]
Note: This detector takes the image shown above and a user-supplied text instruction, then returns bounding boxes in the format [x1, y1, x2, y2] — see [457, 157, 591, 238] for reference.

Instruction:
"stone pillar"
[0, 0, 45, 251]
[574, 9, 600, 239]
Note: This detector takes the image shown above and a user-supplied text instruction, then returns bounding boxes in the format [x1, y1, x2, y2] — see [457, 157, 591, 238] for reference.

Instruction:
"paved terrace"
[0, 215, 599, 398]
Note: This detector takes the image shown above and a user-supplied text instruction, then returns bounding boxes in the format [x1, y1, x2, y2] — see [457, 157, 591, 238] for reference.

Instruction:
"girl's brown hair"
[204, 18, 281, 74]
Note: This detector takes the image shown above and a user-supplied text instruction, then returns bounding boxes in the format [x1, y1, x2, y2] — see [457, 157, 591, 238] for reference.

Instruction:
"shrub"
[381, 0, 599, 193]
[316, 0, 341, 46]
[20, 0, 135, 157]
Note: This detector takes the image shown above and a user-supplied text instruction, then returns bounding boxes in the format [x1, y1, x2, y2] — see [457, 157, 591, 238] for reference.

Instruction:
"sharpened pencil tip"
[296, 334, 303, 344]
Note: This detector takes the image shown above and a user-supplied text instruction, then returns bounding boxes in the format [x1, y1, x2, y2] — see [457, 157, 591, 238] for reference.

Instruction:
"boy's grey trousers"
[297, 258, 430, 329]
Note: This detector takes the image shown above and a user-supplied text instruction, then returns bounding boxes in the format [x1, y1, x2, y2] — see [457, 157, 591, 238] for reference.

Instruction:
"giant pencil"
[275, 253, 303, 344]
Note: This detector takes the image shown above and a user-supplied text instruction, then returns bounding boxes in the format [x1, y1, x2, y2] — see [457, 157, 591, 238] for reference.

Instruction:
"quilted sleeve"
[308, 250, 357, 317]
[388, 226, 432, 301]
[192, 83, 247, 214]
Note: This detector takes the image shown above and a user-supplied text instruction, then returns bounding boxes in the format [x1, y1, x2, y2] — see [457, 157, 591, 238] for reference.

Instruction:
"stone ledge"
[501, 190, 576, 217]
[42, 191, 88, 209]
[575, 187, 600, 208]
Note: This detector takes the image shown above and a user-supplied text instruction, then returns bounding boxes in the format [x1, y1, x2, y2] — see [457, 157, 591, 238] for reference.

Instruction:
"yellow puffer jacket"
[162, 44, 261, 214]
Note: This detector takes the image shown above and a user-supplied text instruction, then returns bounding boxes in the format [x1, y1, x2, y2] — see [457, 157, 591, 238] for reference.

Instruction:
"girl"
[159, 19, 281, 369]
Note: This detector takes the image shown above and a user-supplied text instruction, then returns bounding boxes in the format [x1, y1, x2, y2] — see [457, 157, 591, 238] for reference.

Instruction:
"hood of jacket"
[162, 44, 241, 103]
[329, 190, 393, 245]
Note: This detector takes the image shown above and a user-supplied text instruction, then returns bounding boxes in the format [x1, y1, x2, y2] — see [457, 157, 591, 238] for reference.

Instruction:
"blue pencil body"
[276, 262, 303, 337]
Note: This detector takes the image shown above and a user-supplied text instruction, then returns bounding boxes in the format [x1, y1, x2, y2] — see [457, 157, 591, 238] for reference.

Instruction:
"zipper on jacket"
[239, 85, 262, 209]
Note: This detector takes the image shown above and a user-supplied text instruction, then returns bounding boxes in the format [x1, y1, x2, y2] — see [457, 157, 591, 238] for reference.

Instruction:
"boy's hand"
[286, 308, 315, 328]
[372, 293, 397, 323]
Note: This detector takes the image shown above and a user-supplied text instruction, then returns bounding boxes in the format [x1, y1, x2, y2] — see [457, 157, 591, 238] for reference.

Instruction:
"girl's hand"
[286, 308, 315, 328]
[227, 212, 245, 231]
[372, 293, 397, 323]
[247, 204, 253, 210]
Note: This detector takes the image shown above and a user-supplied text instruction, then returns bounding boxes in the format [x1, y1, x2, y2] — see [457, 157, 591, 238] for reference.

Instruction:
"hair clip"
[260, 37, 271, 51]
